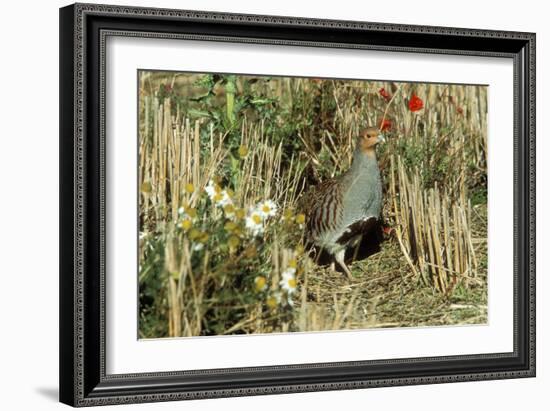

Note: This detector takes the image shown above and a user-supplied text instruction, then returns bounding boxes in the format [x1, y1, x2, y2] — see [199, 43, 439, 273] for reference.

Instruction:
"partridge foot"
[335, 249, 354, 281]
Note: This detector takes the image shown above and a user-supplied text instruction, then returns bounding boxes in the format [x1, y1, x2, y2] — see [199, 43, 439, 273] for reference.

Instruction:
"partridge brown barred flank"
[304, 127, 385, 280]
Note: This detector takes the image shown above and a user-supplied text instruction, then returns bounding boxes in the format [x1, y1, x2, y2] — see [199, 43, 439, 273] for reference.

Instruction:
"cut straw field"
[138, 71, 488, 338]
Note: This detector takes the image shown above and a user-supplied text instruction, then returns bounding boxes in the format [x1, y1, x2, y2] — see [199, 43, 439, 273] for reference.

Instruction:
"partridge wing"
[336, 216, 379, 245]
[306, 178, 344, 240]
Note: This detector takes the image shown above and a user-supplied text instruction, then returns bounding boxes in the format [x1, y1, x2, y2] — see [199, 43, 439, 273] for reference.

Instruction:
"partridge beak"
[377, 134, 386, 144]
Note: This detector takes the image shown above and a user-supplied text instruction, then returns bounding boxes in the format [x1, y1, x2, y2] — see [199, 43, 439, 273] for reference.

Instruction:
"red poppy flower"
[379, 87, 391, 101]
[379, 118, 392, 131]
[382, 225, 394, 236]
[408, 94, 424, 112]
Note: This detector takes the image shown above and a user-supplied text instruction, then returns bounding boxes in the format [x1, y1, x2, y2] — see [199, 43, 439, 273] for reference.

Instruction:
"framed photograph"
[59, 3, 535, 407]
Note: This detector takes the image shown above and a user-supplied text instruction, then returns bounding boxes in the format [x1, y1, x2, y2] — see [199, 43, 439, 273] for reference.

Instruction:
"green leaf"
[187, 109, 211, 118]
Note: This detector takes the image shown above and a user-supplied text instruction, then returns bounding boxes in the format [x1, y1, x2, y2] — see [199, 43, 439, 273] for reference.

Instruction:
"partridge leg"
[351, 235, 363, 261]
[335, 249, 353, 281]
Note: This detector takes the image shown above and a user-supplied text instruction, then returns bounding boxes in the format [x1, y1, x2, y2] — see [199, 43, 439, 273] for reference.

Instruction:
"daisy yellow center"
[224, 204, 235, 214]
[288, 259, 297, 269]
[295, 214, 306, 224]
[262, 205, 271, 213]
[188, 228, 201, 240]
[266, 296, 277, 309]
[185, 207, 197, 218]
[185, 183, 195, 193]
[228, 235, 240, 248]
[213, 193, 223, 202]
[235, 209, 246, 219]
[287, 278, 297, 288]
[224, 221, 238, 232]
[180, 219, 192, 231]
[238, 145, 249, 158]
[252, 214, 262, 224]
[255, 276, 266, 291]
[214, 185, 222, 194]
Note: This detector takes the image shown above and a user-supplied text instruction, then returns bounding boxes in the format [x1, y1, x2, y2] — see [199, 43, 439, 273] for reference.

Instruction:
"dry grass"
[389, 156, 480, 294]
[138, 71, 488, 338]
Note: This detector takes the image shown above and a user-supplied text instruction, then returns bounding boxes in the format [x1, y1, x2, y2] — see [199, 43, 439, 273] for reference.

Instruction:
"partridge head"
[358, 126, 386, 154]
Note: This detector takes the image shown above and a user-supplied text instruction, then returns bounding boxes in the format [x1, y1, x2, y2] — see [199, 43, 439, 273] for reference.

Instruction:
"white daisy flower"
[216, 190, 233, 207]
[245, 210, 264, 236]
[257, 200, 278, 219]
[223, 204, 236, 219]
[176, 204, 198, 225]
[192, 243, 204, 252]
[266, 292, 282, 309]
[205, 180, 234, 208]
[287, 295, 295, 307]
[204, 180, 218, 199]
[279, 269, 297, 294]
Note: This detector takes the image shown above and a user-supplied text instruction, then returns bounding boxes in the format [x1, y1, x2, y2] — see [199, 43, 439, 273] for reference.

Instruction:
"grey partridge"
[305, 127, 385, 280]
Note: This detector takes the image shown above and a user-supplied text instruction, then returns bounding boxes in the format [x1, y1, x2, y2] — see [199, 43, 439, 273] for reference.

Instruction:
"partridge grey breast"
[305, 127, 385, 279]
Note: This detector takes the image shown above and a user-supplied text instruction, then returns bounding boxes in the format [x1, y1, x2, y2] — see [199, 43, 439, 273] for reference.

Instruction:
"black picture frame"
[59, 3, 536, 407]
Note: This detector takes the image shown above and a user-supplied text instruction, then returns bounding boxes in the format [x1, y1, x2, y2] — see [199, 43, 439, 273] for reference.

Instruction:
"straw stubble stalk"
[391, 156, 478, 294]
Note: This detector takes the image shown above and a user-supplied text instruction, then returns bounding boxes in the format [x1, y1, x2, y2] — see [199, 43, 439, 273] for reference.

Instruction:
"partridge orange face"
[359, 127, 385, 153]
